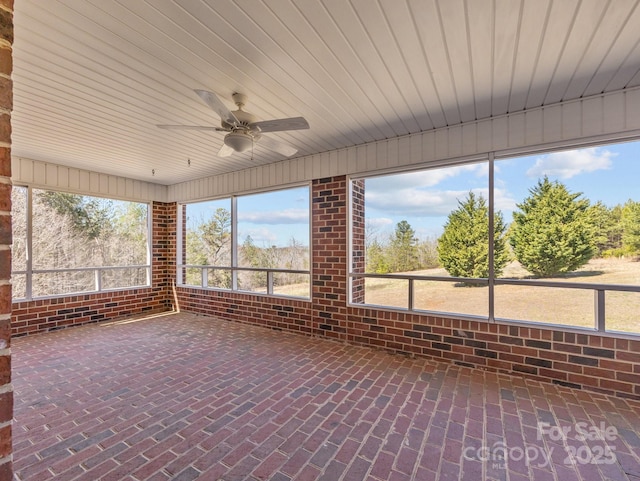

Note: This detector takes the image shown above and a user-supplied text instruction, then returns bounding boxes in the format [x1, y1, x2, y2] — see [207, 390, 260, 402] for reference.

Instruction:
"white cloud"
[366, 163, 486, 190]
[494, 188, 518, 214]
[238, 208, 308, 224]
[363, 163, 489, 218]
[526, 147, 614, 179]
[365, 217, 395, 241]
[367, 188, 483, 217]
[366, 217, 393, 228]
[366, 185, 517, 219]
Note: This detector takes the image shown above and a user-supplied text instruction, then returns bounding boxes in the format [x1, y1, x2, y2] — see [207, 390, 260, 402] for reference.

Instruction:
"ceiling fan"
[157, 90, 309, 158]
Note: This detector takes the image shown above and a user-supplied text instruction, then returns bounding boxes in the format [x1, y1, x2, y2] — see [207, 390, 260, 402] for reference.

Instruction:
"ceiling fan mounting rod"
[232, 92, 248, 109]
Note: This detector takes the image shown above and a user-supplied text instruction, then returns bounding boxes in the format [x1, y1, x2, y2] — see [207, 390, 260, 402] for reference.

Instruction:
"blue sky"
[365, 139, 640, 241]
[186, 139, 640, 246]
[186, 186, 310, 247]
[236, 188, 309, 247]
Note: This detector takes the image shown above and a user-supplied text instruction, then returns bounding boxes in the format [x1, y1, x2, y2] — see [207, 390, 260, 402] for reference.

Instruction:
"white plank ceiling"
[11, 0, 640, 185]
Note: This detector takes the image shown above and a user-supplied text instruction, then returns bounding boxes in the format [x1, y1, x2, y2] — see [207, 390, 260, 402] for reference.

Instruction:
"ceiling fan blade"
[157, 124, 227, 131]
[250, 117, 309, 133]
[194, 89, 239, 126]
[218, 143, 234, 157]
[259, 136, 298, 157]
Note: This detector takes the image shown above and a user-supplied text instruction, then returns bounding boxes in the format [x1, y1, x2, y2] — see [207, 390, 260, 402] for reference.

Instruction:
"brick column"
[151, 201, 177, 310]
[179, 203, 186, 284]
[311, 176, 348, 339]
[0, 1, 12, 479]
[350, 179, 366, 304]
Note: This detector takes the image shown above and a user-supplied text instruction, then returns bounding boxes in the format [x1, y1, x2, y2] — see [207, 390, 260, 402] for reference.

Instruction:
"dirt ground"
[363, 257, 640, 334]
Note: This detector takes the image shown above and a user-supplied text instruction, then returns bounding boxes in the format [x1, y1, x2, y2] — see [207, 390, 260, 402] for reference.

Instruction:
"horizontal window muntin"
[178, 185, 311, 299]
[349, 272, 640, 330]
[178, 265, 310, 299]
[350, 139, 640, 335]
[11, 269, 151, 301]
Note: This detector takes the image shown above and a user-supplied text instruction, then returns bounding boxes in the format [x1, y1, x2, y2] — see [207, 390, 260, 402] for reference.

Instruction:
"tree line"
[185, 207, 309, 290]
[15, 178, 637, 297]
[367, 177, 640, 280]
[12, 189, 149, 297]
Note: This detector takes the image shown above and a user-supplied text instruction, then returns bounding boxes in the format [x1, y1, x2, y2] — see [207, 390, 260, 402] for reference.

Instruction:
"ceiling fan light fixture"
[224, 131, 253, 152]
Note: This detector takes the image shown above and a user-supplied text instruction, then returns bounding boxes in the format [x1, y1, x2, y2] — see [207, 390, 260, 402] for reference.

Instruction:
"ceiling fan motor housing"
[224, 131, 254, 152]
[221, 109, 256, 130]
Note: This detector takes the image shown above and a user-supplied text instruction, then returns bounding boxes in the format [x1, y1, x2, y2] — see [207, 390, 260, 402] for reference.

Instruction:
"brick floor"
[11, 312, 640, 480]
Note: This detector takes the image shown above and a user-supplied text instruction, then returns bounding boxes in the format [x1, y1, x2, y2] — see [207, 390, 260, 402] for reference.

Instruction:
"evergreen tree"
[38, 191, 111, 240]
[240, 235, 278, 290]
[388, 220, 419, 272]
[510, 177, 596, 277]
[437, 192, 509, 279]
[622, 200, 640, 255]
[200, 207, 231, 265]
[241, 235, 260, 267]
[589, 201, 623, 256]
[191, 207, 232, 288]
[35, 191, 115, 268]
[240, 235, 278, 269]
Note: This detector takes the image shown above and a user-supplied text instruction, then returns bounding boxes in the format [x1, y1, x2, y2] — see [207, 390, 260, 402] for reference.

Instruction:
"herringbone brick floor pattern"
[12, 312, 640, 480]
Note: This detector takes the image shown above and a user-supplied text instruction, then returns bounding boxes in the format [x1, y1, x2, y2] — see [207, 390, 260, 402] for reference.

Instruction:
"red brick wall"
[11, 173, 640, 401]
[151, 201, 177, 297]
[179, 203, 187, 284]
[350, 179, 365, 304]
[11, 201, 176, 337]
[0, 1, 12, 479]
[177, 288, 314, 333]
[176, 175, 640, 400]
[311, 177, 350, 338]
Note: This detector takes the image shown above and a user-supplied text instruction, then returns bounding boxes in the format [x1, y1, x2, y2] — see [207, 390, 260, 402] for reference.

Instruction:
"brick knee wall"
[10, 201, 177, 337]
[12, 174, 640, 401]
[176, 175, 640, 400]
[11, 289, 170, 336]
[0, 1, 12, 478]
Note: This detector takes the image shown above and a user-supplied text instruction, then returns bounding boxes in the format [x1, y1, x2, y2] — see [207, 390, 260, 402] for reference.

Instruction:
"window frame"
[348, 141, 640, 337]
[10, 185, 152, 301]
[177, 183, 312, 300]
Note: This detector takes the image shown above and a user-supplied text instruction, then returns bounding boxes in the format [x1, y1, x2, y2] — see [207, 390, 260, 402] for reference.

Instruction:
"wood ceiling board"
[561, 0, 638, 100]
[507, 0, 551, 114]
[438, 0, 476, 123]
[269, 1, 394, 140]
[410, 0, 461, 127]
[12, 0, 640, 185]
[524, 0, 581, 109]
[466, 0, 495, 121]
[491, 0, 523, 117]
[542, 0, 609, 105]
